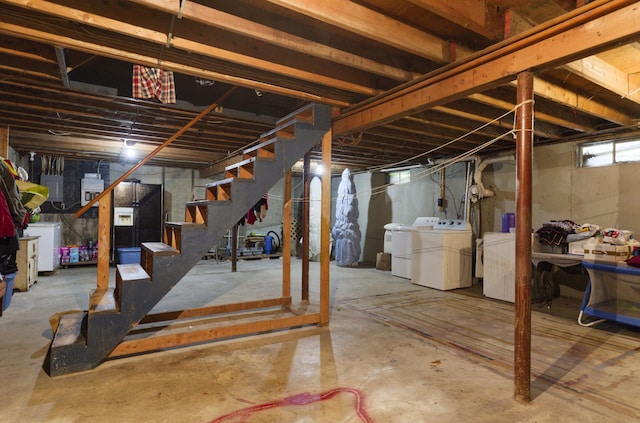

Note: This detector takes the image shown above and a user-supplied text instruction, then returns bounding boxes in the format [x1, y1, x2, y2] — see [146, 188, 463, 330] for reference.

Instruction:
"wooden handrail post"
[302, 152, 311, 302]
[96, 194, 111, 289]
[319, 128, 331, 326]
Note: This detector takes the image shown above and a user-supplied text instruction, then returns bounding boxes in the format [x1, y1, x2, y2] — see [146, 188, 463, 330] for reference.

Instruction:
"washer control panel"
[433, 219, 470, 230]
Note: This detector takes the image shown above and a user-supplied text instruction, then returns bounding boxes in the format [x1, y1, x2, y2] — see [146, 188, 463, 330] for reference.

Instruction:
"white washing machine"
[411, 219, 472, 290]
[391, 217, 439, 280]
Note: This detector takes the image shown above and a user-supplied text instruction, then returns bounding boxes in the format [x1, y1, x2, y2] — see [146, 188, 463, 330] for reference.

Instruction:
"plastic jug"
[502, 213, 515, 233]
[264, 235, 273, 254]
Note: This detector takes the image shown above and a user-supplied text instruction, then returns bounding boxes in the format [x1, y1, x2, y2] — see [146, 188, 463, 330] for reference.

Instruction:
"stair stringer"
[47, 103, 331, 376]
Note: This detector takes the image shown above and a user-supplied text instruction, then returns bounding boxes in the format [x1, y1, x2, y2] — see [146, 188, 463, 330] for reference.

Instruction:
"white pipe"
[464, 161, 472, 222]
[473, 154, 515, 199]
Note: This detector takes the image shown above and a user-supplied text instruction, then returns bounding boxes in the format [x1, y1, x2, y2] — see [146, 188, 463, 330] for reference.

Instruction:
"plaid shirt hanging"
[132, 65, 176, 104]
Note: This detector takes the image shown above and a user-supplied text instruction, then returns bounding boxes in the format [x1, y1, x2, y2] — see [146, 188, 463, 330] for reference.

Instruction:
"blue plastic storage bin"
[117, 247, 141, 264]
[2, 272, 16, 311]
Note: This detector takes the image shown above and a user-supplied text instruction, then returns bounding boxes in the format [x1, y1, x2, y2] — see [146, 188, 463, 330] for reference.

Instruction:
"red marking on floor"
[210, 387, 373, 422]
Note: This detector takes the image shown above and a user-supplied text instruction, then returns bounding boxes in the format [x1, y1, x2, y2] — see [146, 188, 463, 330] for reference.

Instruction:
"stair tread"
[117, 263, 151, 281]
[186, 199, 231, 206]
[243, 137, 277, 155]
[89, 288, 117, 313]
[276, 103, 314, 125]
[51, 311, 86, 348]
[206, 177, 234, 187]
[165, 221, 206, 229]
[141, 242, 179, 255]
[225, 156, 256, 171]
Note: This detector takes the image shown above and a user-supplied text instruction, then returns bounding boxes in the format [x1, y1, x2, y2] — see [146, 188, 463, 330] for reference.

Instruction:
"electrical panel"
[81, 174, 104, 207]
[41, 174, 64, 202]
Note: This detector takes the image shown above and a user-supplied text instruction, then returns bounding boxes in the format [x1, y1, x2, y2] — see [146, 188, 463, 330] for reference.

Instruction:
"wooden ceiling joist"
[333, 1, 640, 136]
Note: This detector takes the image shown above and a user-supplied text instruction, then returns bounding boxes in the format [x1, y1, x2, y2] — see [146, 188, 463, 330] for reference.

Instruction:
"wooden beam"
[434, 104, 561, 138]
[565, 55, 640, 104]
[468, 93, 595, 133]
[139, 298, 292, 324]
[408, 0, 502, 40]
[333, 1, 640, 136]
[265, 0, 458, 62]
[0, 21, 350, 108]
[510, 77, 635, 126]
[1, 0, 379, 96]
[8, 131, 222, 164]
[514, 70, 533, 403]
[108, 312, 322, 357]
[53, 46, 69, 87]
[130, 0, 417, 82]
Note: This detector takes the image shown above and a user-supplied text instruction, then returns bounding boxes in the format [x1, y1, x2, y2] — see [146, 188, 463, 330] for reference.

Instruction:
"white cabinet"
[15, 236, 39, 291]
[23, 222, 61, 272]
[483, 232, 515, 302]
[391, 227, 413, 279]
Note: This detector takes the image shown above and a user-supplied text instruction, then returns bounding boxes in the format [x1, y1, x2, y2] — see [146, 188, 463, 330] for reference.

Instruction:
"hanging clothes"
[132, 65, 176, 104]
[0, 159, 27, 230]
[0, 189, 19, 275]
[0, 190, 15, 239]
[245, 194, 269, 225]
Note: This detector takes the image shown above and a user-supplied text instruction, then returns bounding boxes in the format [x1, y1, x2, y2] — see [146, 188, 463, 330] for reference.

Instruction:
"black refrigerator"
[111, 181, 163, 263]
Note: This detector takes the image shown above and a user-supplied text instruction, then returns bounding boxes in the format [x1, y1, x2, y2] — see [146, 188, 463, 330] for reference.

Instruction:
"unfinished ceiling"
[0, 0, 638, 175]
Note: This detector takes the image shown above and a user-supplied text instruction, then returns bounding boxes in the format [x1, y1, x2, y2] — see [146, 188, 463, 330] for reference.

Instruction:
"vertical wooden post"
[282, 170, 292, 300]
[302, 152, 311, 302]
[514, 71, 534, 403]
[319, 129, 331, 326]
[0, 127, 9, 158]
[97, 194, 111, 290]
[231, 224, 238, 273]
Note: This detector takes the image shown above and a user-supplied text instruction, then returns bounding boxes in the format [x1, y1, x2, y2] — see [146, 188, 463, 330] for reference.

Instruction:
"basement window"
[388, 170, 411, 185]
[578, 140, 640, 168]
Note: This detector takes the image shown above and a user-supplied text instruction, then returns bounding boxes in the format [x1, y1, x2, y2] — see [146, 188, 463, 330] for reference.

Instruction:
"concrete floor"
[1, 258, 639, 422]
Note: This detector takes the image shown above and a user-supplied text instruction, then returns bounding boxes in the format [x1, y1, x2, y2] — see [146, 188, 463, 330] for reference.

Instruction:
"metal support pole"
[231, 224, 238, 273]
[514, 70, 534, 403]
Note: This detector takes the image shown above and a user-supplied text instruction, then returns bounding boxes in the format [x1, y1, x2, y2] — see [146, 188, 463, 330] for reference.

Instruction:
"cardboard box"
[568, 239, 588, 256]
[584, 244, 632, 262]
[376, 252, 391, 271]
[69, 247, 79, 263]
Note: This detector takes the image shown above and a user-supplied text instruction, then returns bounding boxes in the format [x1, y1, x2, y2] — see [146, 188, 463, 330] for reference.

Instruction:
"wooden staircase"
[47, 103, 332, 376]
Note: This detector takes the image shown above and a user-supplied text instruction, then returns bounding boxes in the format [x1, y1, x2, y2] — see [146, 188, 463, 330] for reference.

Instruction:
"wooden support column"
[282, 170, 292, 300]
[0, 127, 8, 158]
[319, 129, 331, 326]
[302, 152, 311, 302]
[231, 224, 238, 273]
[96, 193, 111, 289]
[514, 71, 534, 403]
